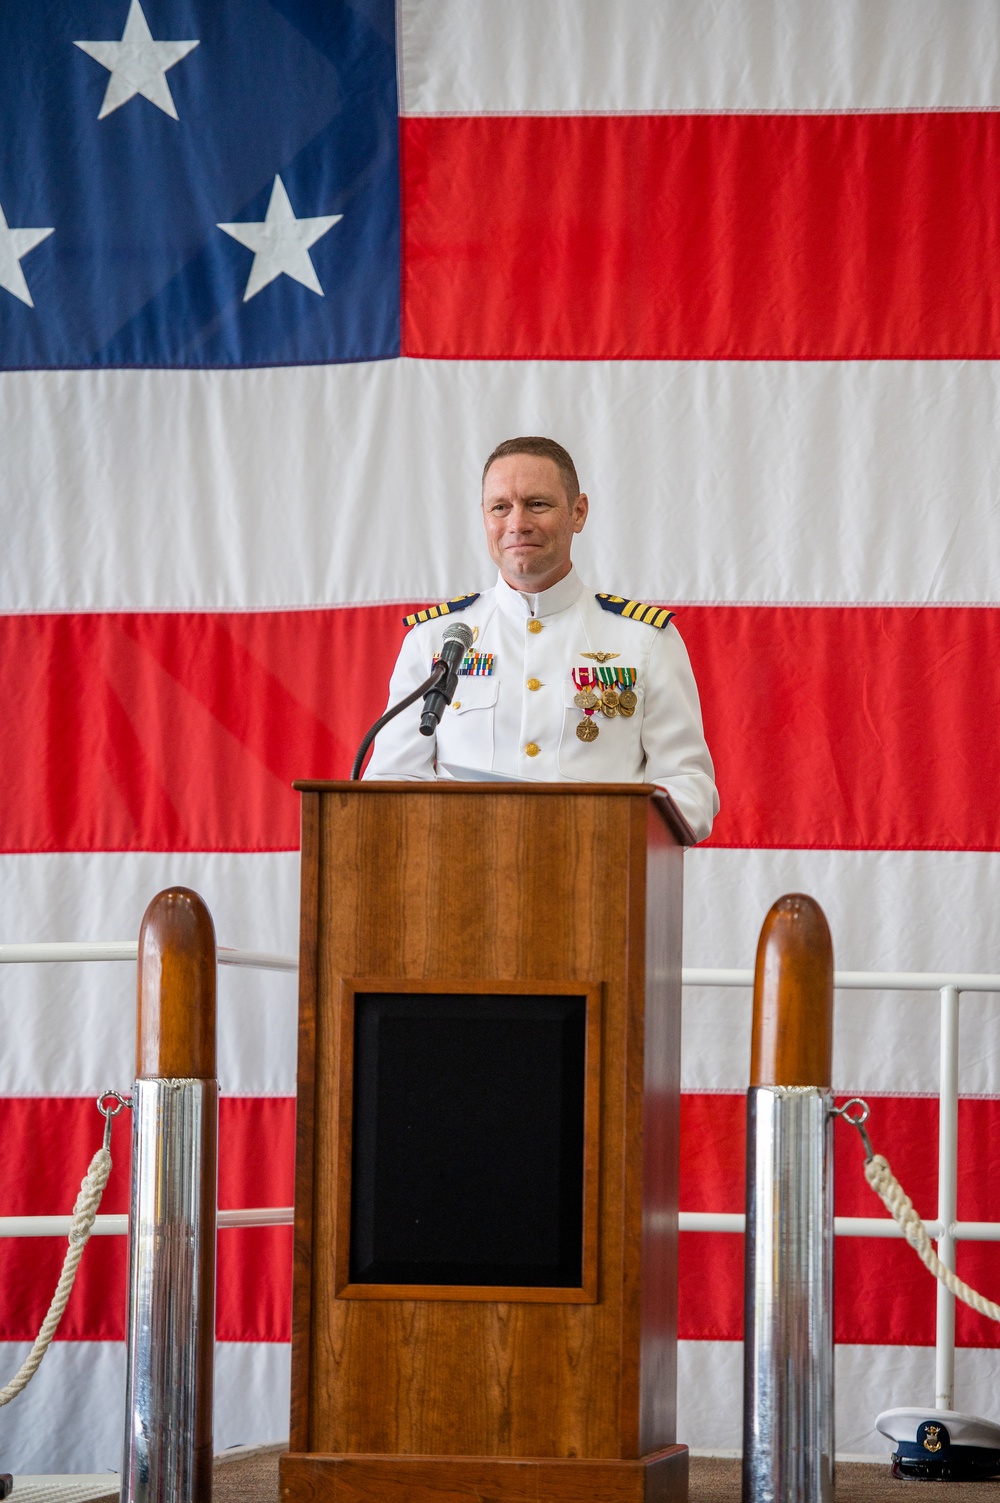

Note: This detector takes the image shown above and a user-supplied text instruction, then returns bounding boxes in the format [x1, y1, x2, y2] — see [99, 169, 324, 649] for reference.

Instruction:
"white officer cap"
[876, 1407, 1000, 1481]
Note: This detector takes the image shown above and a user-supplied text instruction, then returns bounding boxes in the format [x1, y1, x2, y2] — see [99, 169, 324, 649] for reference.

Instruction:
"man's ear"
[572, 492, 589, 533]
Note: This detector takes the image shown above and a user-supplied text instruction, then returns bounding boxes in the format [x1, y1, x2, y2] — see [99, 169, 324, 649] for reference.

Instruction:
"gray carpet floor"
[193, 1445, 1000, 1500]
[690, 1454, 999, 1498]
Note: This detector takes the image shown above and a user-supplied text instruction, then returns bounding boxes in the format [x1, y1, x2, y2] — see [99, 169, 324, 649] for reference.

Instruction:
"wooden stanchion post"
[750, 893, 834, 1090]
[123, 888, 218, 1503]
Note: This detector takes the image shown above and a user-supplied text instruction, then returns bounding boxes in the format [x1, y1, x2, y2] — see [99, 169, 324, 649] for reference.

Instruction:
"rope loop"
[0, 1089, 127, 1407]
[845, 1119, 1000, 1325]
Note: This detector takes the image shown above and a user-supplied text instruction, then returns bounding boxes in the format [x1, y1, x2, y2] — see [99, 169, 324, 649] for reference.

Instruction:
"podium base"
[280, 1445, 688, 1502]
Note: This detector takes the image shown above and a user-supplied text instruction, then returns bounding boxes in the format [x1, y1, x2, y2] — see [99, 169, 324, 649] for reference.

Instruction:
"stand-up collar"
[494, 565, 585, 621]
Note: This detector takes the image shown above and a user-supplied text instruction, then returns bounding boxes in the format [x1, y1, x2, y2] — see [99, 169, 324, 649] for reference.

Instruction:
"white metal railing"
[0, 941, 297, 971]
[0, 1207, 295, 1237]
[0, 941, 298, 1239]
[1, 947, 996, 1411]
[681, 966, 1000, 1411]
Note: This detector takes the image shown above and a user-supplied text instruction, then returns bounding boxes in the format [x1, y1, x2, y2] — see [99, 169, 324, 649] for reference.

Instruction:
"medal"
[574, 660, 637, 734]
[571, 666, 601, 743]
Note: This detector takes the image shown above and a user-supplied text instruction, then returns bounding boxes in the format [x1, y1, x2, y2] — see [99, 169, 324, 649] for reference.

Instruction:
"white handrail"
[3, 948, 998, 992]
[8, 1207, 999, 1242]
[3, 949, 992, 997]
[675, 1212, 1000, 1241]
[677, 1212, 948, 1238]
[683, 967, 1000, 993]
[0, 1207, 295, 1238]
[935, 986, 960, 1408]
[0, 942, 297, 972]
[218, 947, 297, 973]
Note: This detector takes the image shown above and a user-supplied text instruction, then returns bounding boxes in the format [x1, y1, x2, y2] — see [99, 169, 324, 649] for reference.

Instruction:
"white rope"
[0, 1145, 112, 1406]
[865, 1152, 1000, 1324]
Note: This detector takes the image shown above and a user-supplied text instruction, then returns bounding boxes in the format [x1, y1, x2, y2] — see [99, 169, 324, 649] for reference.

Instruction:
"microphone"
[419, 621, 474, 736]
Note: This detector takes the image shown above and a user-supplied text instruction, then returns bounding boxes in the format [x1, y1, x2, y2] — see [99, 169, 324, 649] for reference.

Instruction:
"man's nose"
[507, 505, 535, 531]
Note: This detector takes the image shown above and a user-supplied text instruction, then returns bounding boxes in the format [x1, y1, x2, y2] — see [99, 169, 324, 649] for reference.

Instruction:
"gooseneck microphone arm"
[350, 660, 448, 781]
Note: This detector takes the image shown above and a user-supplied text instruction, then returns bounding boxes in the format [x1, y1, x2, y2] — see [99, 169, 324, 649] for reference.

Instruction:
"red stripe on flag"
[684, 604, 1000, 852]
[0, 604, 997, 852]
[0, 1097, 294, 1343]
[0, 607, 410, 853]
[1, 1094, 999, 1345]
[679, 1093, 1000, 1346]
[402, 113, 1000, 360]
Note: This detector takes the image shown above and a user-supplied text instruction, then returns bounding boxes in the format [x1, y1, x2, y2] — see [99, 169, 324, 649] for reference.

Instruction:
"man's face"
[481, 454, 588, 592]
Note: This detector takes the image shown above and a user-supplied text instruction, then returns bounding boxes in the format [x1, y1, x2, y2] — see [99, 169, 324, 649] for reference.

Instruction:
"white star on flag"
[0, 202, 53, 308]
[217, 175, 343, 302]
[75, 0, 199, 121]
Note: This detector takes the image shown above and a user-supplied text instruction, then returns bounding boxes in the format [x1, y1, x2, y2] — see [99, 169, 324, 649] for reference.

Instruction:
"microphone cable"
[350, 659, 448, 781]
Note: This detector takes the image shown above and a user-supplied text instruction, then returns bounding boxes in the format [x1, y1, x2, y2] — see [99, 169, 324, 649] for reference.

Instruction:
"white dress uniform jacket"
[363, 568, 719, 842]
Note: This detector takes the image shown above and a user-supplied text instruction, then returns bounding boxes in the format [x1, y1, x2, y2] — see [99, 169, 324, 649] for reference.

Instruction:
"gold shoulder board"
[402, 593, 480, 627]
[595, 594, 675, 629]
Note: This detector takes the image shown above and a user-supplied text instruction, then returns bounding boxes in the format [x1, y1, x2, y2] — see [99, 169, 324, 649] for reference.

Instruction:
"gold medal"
[600, 700, 618, 719]
[601, 688, 620, 710]
[576, 716, 599, 742]
[618, 688, 637, 714]
[574, 688, 599, 710]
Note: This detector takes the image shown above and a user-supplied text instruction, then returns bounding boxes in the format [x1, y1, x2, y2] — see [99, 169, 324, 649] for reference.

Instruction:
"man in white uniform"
[364, 437, 719, 842]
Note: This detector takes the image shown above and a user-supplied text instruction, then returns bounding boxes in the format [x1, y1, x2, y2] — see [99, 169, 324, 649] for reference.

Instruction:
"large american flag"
[1, 0, 999, 1471]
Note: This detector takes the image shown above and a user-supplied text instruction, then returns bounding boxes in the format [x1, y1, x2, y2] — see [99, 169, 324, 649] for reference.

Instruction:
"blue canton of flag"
[0, 0, 399, 367]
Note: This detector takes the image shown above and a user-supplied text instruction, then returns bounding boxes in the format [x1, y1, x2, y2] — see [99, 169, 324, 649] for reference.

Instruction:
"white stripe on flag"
[678, 1340, 989, 1456]
[2, 361, 999, 611]
[400, 0, 1000, 115]
[0, 1341, 290, 1475]
[0, 1336, 977, 1470]
[0, 848, 997, 1095]
[0, 852, 299, 1097]
[684, 847, 1000, 1096]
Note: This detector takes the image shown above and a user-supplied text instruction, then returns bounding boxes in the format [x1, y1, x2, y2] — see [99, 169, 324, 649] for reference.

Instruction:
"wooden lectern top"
[292, 777, 696, 848]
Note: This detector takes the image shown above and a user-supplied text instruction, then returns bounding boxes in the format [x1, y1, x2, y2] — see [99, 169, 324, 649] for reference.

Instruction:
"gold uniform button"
[527, 677, 541, 691]
[452, 701, 461, 710]
[527, 618, 543, 633]
[525, 742, 540, 757]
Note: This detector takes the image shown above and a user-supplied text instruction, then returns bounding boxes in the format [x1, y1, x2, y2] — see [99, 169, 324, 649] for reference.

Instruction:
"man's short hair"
[482, 436, 581, 502]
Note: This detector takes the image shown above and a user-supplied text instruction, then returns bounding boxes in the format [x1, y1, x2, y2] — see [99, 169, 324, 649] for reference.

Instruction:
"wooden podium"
[281, 782, 694, 1503]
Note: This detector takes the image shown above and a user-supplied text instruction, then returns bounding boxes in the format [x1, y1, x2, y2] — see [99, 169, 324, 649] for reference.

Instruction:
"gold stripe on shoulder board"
[402, 593, 481, 627]
[596, 594, 674, 629]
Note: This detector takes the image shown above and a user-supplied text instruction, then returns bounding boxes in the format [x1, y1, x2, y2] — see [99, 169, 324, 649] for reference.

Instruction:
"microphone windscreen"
[442, 620, 475, 649]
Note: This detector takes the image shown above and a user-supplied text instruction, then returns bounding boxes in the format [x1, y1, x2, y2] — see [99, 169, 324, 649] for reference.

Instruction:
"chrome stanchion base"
[742, 1085, 834, 1503]
[122, 1078, 218, 1503]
